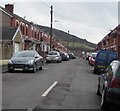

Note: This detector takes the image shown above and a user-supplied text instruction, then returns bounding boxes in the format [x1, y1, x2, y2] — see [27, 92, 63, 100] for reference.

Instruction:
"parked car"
[68, 53, 76, 59]
[86, 52, 91, 60]
[8, 50, 44, 73]
[94, 49, 118, 74]
[46, 51, 62, 63]
[60, 52, 69, 61]
[96, 60, 120, 109]
[88, 52, 97, 66]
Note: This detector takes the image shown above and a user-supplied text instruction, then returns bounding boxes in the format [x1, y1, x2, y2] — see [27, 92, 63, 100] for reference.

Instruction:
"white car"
[46, 51, 62, 63]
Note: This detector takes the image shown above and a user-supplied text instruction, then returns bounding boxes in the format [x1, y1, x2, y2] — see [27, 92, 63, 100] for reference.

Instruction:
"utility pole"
[50, 5, 53, 51]
[67, 30, 69, 53]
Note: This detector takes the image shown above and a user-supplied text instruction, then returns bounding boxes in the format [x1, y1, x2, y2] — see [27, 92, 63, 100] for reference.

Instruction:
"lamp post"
[67, 30, 69, 53]
[50, 5, 53, 51]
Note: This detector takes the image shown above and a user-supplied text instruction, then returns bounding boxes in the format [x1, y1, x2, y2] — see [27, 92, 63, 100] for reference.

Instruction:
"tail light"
[109, 77, 120, 88]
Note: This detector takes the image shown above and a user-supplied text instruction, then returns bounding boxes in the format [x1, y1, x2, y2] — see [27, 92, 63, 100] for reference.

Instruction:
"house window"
[26, 27, 28, 36]
[113, 37, 115, 44]
[15, 20, 19, 27]
[23, 26, 25, 35]
[103, 40, 106, 46]
[37, 32, 40, 39]
[32, 30, 34, 38]
[35, 31, 37, 39]
[20, 24, 23, 34]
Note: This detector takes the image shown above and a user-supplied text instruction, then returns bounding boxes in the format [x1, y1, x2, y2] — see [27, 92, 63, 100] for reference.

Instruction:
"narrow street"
[2, 58, 101, 109]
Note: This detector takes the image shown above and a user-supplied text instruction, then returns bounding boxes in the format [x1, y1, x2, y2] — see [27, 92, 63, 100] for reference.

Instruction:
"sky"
[0, 0, 120, 44]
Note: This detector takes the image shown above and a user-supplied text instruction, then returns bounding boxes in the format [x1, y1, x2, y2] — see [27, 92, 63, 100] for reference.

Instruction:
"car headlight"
[26, 60, 34, 64]
[8, 60, 13, 64]
[46, 57, 50, 59]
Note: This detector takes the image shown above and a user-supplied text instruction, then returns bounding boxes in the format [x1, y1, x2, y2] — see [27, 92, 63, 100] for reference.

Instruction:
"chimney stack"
[5, 4, 14, 13]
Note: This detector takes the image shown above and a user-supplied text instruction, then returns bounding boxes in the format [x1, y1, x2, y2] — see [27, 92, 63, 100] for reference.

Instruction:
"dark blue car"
[94, 49, 118, 74]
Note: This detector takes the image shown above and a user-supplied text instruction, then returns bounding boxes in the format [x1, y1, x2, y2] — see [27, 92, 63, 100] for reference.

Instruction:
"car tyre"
[94, 68, 97, 74]
[96, 84, 101, 96]
[8, 69, 13, 73]
[39, 66, 43, 70]
[101, 89, 108, 110]
[33, 64, 37, 73]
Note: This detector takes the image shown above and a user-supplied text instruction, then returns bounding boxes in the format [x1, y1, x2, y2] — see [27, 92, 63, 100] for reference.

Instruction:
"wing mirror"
[100, 69, 106, 74]
[35, 56, 38, 58]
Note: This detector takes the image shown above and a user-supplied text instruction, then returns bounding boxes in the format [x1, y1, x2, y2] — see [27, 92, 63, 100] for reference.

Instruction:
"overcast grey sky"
[1, 0, 120, 44]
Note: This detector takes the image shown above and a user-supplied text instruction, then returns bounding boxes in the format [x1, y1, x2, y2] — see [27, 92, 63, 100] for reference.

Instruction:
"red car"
[89, 52, 97, 66]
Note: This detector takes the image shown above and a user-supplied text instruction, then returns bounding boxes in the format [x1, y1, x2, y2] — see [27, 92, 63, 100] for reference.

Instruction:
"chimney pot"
[5, 4, 14, 13]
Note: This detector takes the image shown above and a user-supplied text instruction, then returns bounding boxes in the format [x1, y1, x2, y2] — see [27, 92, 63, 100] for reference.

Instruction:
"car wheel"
[8, 69, 13, 73]
[33, 64, 37, 73]
[39, 66, 43, 70]
[94, 68, 97, 74]
[101, 89, 108, 110]
[96, 84, 101, 96]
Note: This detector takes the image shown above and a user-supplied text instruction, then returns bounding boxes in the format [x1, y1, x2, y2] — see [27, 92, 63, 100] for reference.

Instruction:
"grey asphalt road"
[2, 58, 101, 109]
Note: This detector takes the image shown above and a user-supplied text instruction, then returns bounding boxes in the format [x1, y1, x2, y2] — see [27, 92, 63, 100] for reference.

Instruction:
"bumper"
[8, 64, 34, 71]
[106, 89, 120, 105]
[46, 58, 60, 62]
[94, 65, 106, 72]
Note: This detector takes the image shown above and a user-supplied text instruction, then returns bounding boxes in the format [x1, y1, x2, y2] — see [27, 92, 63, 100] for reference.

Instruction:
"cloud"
[1, 1, 118, 44]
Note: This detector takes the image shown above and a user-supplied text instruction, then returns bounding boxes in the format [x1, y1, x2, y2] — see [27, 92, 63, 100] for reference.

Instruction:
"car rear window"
[92, 53, 97, 58]
[48, 52, 58, 55]
[108, 53, 117, 62]
[97, 52, 107, 60]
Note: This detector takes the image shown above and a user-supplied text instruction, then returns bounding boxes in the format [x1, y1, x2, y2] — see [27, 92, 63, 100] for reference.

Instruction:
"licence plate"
[14, 68, 23, 71]
[97, 65, 106, 68]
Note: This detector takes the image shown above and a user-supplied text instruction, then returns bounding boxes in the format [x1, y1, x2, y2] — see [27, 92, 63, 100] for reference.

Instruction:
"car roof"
[49, 51, 59, 52]
[112, 60, 120, 64]
[98, 49, 117, 53]
[18, 50, 35, 53]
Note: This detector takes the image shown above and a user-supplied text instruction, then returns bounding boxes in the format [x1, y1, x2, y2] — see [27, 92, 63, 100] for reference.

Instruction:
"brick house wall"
[97, 24, 120, 60]
[1, 4, 69, 55]
[2, 10, 12, 26]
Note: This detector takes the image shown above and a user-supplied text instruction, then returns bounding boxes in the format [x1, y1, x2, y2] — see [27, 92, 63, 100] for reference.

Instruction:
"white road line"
[42, 81, 58, 97]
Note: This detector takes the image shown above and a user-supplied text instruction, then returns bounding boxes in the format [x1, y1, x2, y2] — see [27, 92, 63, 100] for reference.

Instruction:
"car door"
[107, 62, 118, 87]
[99, 65, 112, 93]
[34, 51, 41, 68]
[99, 72, 107, 93]
[100, 62, 118, 92]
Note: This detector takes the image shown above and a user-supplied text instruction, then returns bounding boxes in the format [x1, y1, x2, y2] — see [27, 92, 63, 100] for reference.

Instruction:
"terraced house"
[0, 4, 68, 60]
[96, 24, 120, 60]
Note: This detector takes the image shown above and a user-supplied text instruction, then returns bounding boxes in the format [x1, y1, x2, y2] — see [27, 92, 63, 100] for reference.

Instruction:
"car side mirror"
[35, 56, 38, 58]
[100, 69, 106, 74]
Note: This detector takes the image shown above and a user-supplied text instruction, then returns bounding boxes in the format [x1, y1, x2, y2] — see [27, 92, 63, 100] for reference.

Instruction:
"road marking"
[42, 81, 58, 97]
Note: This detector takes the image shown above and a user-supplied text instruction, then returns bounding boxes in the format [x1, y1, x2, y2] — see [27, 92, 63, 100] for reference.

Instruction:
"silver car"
[46, 51, 62, 63]
[8, 50, 44, 73]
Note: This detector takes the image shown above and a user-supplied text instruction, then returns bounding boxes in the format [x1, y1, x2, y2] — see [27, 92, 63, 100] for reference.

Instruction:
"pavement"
[0, 60, 8, 73]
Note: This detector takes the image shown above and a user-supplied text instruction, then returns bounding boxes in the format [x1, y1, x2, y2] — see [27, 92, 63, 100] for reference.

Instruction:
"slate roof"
[1, 26, 18, 40]
[0, 6, 30, 25]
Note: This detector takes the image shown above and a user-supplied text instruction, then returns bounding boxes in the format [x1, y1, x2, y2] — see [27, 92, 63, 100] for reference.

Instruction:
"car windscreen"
[60, 53, 65, 56]
[14, 51, 34, 57]
[92, 53, 97, 58]
[48, 52, 58, 55]
[108, 53, 117, 62]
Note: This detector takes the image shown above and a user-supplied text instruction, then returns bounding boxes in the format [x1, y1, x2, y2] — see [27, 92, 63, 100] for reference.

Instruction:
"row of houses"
[96, 24, 120, 60]
[0, 4, 68, 60]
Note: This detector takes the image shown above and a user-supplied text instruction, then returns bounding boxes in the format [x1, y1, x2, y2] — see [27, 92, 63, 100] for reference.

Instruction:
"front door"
[14, 42, 19, 54]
